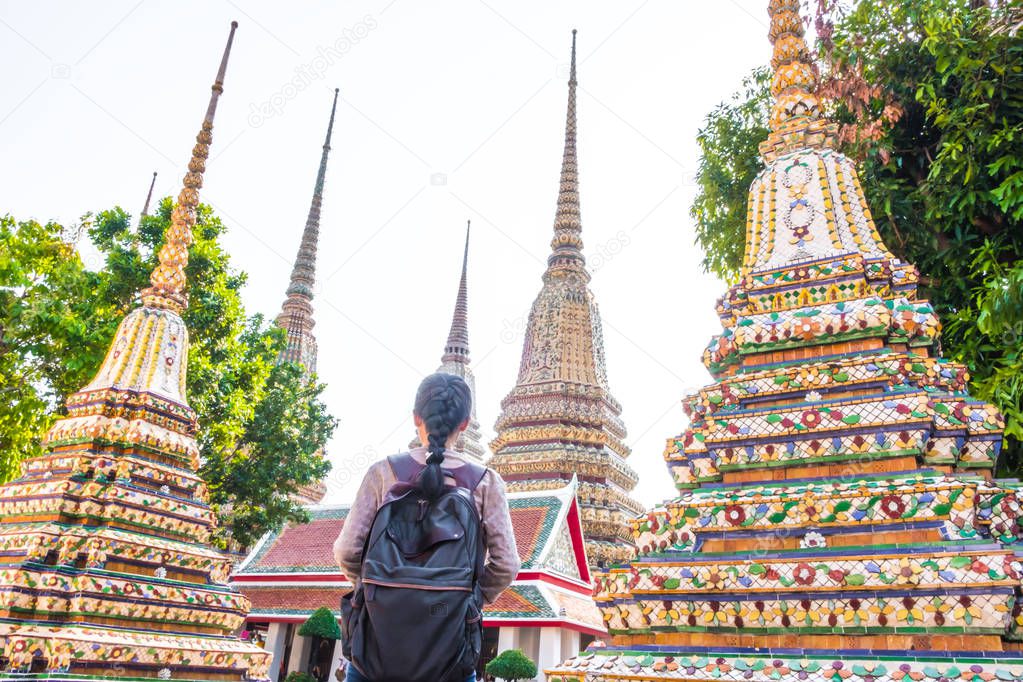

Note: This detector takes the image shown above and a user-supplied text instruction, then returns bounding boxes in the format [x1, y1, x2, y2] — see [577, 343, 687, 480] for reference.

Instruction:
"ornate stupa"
[410, 221, 486, 460]
[547, 2, 1022, 680]
[0, 23, 271, 681]
[277, 89, 339, 507]
[489, 31, 643, 569]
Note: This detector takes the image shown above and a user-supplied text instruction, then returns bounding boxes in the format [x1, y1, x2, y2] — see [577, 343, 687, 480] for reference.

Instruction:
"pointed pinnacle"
[140, 171, 157, 218]
[442, 220, 471, 364]
[142, 20, 237, 312]
[546, 29, 587, 279]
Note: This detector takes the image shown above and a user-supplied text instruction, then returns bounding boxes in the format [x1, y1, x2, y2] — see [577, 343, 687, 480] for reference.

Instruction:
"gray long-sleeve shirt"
[332, 448, 519, 604]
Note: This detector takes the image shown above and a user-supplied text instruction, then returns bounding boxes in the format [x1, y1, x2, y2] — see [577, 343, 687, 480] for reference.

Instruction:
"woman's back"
[333, 447, 519, 602]
[333, 374, 518, 682]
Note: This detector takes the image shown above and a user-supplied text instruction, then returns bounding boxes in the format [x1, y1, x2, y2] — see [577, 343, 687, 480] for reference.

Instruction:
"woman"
[333, 373, 519, 682]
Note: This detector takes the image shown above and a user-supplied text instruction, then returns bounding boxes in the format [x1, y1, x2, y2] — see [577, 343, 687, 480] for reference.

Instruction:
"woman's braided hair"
[413, 373, 472, 500]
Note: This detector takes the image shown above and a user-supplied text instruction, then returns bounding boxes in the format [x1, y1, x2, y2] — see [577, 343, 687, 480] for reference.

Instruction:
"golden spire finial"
[141, 21, 238, 312]
[759, 0, 836, 161]
[767, 0, 820, 130]
[545, 29, 588, 281]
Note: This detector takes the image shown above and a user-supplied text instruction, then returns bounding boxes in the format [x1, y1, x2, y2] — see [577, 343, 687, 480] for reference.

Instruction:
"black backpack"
[341, 454, 487, 682]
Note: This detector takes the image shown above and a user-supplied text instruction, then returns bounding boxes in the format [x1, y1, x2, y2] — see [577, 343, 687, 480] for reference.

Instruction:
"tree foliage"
[691, 66, 772, 282]
[486, 649, 538, 682]
[298, 606, 341, 640]
[0, 200, 336, 545]
[690, 0, 1023, 471]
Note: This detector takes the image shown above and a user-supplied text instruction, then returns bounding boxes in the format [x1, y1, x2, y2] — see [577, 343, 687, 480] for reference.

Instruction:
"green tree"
[486, 649, 538, 682]
[0, 199, 336, 545]
[298, 606, 341, 640]
[0, 216, 100, 480]
[690, 66, 772, 281]
[690, 0, 1023, 471]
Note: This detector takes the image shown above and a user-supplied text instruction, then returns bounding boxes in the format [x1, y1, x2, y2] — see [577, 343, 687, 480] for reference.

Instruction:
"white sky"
[0, 0, 772, 510]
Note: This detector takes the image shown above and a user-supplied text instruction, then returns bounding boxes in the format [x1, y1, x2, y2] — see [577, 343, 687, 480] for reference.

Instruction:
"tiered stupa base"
[0, 311, 271, 681]
[549, 647, 1023, 682]
[549, 0, 1023, 676]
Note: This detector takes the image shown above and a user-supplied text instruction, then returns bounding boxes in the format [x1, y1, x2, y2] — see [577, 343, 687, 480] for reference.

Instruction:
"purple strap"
[387, 453, 487, 492]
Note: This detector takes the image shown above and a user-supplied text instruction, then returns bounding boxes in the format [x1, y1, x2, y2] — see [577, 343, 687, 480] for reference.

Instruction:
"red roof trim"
[480, 618, 605, 636]
[515, 571, 589, 593]
[564, 495, 591, 584]
[232, 573, 346, 583]
[233, 571, 589, 590]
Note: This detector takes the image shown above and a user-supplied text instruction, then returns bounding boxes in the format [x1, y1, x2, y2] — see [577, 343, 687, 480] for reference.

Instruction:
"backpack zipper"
[362, 578, 472, 592]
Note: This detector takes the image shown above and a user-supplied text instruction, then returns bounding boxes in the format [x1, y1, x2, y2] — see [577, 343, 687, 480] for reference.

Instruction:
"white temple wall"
[560, 628, 581, 659]
[537, 627, 563, 680]
[265, 623, 289, 682]
[491, 626, 582, 681]
[325, 640, 344, 681]
[287, 632, 312, 675]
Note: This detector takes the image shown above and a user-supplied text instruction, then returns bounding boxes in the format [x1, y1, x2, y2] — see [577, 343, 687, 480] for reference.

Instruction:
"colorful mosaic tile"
[546, 1, 1016, 679]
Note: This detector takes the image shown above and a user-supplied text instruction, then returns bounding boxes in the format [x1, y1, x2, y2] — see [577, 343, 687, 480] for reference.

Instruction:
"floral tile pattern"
[546, 0, 1018, 679]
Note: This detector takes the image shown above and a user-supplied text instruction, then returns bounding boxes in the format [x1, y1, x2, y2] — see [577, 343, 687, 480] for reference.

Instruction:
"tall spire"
[744, 0, 892, 274]
[140, 171, 157, 218]
[546, 29, 587, 280]
[412, 220, 485, 460]
[442, 220, 471, 364]
[276, 88, 339, 375]
[767, 0, 821, 129]
[490, 30, 641, 568]
[82, 21, 237, 404]
[759, 0, 836, 161]
[141, 21, 237, 313]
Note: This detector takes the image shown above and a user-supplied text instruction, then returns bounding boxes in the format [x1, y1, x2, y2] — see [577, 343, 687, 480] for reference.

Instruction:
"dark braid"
[413, 373, 472, 499]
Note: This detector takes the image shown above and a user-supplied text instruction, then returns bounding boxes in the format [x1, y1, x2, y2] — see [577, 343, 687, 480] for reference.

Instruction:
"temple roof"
[236, 505, 349, 575]
[235, 481, 590, 582]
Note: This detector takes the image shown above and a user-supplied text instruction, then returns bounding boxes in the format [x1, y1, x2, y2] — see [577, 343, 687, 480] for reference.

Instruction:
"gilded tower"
[489, 31, 643, 568]
[0, 23, 271, 680]
[548, 2, 1020, 680]
[278, 89, 338, 506]
[411, 221, 486, 461]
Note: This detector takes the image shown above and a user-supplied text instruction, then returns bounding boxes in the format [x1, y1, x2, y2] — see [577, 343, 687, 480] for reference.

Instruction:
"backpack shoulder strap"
[387, 453, 424, 483]
[449, 460, 488, 493]
[387, 453, 487, 492]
